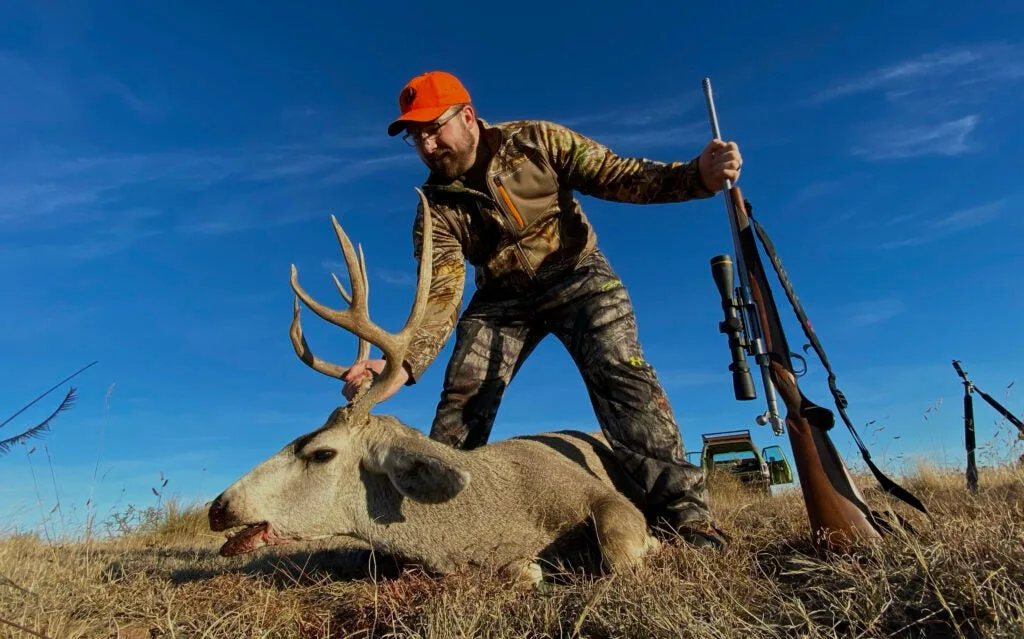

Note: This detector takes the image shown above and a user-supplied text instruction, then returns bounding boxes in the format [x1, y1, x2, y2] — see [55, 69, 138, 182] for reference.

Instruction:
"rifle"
[700, 78, 930, 551]
[952, 359, 1024, 493]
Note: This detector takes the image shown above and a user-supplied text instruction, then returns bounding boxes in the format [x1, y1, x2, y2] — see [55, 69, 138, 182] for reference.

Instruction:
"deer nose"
[208, 494, 230, 531]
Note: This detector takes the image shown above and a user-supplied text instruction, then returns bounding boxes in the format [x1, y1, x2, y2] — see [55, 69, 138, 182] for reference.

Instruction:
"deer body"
[210, 410, 658, 580]
[208, 191, 659, 584]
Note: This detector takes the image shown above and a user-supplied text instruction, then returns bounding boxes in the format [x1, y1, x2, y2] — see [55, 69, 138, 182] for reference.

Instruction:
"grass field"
[2, 459, 1022, 638]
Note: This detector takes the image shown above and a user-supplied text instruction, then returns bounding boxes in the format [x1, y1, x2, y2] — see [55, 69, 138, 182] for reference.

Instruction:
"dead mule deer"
[207, 189, 660, 585]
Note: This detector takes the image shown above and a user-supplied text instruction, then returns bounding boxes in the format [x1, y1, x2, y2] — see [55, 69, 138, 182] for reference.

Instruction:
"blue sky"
[2, 0, 1022, 537]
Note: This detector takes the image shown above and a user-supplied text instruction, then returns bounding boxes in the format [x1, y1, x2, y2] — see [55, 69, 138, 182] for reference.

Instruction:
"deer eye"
[310, 449, 337, 464]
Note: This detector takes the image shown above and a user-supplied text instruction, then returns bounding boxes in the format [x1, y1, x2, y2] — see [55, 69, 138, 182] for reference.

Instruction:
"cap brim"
[387, 105, 451, 137]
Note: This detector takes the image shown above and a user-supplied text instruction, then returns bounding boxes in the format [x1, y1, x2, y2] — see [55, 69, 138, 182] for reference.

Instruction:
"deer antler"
[289, 188, 434, 423]
[289, 244, 371, 378]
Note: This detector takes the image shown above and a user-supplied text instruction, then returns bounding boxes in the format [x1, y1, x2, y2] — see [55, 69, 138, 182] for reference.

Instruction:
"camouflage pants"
[429, 250, 710, 526]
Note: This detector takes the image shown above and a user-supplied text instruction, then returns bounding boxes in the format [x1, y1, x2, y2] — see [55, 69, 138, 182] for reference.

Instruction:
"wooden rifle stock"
[726, 186, 883, 551]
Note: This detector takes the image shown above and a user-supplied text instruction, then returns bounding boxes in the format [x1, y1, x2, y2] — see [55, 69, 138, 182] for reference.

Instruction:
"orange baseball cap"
[387, 71, 472, 137]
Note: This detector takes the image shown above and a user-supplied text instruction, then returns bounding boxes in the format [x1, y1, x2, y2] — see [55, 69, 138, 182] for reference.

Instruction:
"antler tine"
[290, 216, 392, 348]
[399, 190, 435, 343]
[330, 214, 368, 316]
[291, 192, 434, 422]
[290, 211, 414, 405]
[350, 188, 434, 419]
[332, 243, 371, 364]
[290, 215, 381, 382]
[288, 297, 349, 379]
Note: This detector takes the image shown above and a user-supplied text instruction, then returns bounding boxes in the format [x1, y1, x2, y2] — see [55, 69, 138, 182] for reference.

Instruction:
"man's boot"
[648, 500, 728, 550]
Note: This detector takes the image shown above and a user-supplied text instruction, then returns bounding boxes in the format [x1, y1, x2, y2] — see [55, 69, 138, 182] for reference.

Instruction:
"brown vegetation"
[2, 462, 1022, 638]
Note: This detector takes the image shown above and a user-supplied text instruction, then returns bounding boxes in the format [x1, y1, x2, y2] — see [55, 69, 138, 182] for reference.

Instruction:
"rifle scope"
[711, 254, 757, 401]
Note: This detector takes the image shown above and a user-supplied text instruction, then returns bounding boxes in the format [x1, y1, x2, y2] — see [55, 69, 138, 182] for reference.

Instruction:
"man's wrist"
[694, 156, 716, 195]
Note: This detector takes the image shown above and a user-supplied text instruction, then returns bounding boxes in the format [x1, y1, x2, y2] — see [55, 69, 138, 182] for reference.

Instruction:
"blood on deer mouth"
[219, 522, 288, 556]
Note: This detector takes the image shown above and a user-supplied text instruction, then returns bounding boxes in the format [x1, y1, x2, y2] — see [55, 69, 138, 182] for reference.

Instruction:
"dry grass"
[2, 464, 1023, 638]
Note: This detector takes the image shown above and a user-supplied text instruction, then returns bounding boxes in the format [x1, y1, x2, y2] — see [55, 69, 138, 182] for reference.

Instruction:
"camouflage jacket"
[403, 118, 715, 383]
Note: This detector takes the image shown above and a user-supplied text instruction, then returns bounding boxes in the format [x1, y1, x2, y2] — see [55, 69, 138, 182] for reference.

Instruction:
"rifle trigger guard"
[790, 351, 808, 377]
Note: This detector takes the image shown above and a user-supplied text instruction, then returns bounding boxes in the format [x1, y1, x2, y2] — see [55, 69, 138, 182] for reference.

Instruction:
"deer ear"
[372, 445, 470, 504]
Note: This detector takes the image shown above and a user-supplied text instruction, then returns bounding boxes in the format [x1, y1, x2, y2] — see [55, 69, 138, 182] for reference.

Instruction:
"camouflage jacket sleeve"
[536, 120, 716, 204]
[402, 198, 466, 384]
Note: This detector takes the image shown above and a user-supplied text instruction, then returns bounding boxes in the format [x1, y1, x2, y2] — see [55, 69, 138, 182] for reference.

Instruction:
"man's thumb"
[342, 361, 364, 381]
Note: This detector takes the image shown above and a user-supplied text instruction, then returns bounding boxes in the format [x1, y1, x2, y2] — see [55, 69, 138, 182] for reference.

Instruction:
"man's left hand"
[698, 139, 742, 193]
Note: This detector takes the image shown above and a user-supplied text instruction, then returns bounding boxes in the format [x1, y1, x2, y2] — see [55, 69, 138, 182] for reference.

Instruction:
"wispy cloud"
[810, 42, 1024, 106]
[90, 75, 168, 119]
[0, 51, 76, 127]
[812, 50, 970, 102]
[376, 268, 416, 287]
[877, 197, 1015, 249]
[784, 175, 870, 215]
[0, 46, 421, 262]
[547, 93, 712, 153]
[933, 198, 1010, 231]
[321, 259, 348, 276]
[0, 146, 418, 260]
[319, 153, 413, 184]
[7, 228, 164, 263]
[0, 50, 168, 130]
[0, 206, 164, 263]
[852, 115, 979, 160]
[837, 298, 905, 330]
[810, 43, 1023, 162]
[320, 260, 417, 290]
[558, 94, 700, 130]
[591, 122, 709, 151]
[0, 297, 108, 345]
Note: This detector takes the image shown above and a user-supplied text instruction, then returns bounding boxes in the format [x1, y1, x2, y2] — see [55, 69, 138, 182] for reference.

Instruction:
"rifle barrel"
[702, 77, 783, 434]
[701, 78, 730, 189]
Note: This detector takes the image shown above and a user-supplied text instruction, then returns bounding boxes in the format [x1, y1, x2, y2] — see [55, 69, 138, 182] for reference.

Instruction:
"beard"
[421, 125, 477, 180]
[425, 146, 475, 179]
[425, 148, 471, 179]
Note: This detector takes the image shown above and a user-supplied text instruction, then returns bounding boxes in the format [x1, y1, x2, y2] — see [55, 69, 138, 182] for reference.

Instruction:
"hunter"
[342, 71, 742, 549]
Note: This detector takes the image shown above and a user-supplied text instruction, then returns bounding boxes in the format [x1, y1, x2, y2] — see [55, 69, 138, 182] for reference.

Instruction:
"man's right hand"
[698, 139, 742, 193]
[342, 359, 410, 402]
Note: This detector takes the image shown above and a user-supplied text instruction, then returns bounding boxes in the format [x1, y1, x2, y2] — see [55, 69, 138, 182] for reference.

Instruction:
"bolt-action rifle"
[952, 359, 1024, 494]
[701, 78, 930, 550]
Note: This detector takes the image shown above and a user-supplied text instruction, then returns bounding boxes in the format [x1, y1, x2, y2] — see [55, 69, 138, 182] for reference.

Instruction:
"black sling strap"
[744, 200, 931, 521]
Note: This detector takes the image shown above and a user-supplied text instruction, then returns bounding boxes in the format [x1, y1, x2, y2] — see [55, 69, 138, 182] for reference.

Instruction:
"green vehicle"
[686, 429, 794, 493]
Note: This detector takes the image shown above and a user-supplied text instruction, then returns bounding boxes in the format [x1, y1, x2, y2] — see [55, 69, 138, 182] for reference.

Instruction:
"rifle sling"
[743, 200, 931, 520]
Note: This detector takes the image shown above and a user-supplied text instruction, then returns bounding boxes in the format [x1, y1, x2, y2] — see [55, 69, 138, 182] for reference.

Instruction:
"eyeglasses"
[401, 106, 465, 147]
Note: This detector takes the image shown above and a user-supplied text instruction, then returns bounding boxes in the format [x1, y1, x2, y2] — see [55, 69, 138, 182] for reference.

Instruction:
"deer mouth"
[219, 522, 291, 556]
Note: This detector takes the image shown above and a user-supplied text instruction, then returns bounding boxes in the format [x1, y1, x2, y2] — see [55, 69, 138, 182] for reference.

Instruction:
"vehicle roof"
[706, 441, 758, 454]
[701, 430, 758, 454]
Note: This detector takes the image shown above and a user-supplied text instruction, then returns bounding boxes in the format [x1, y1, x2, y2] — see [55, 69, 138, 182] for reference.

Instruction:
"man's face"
[405, 106, 477, 179]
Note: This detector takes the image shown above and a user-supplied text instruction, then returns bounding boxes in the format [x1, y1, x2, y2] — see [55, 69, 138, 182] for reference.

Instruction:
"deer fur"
[208, 407, 660, 584]
[207, 190, 661, 586]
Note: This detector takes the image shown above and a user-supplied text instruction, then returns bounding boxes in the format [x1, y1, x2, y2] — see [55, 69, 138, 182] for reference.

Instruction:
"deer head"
[208, 189, 470, 556]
